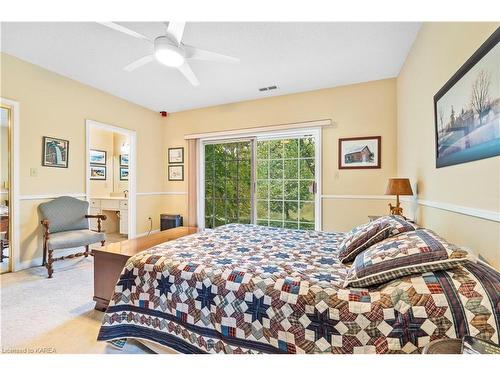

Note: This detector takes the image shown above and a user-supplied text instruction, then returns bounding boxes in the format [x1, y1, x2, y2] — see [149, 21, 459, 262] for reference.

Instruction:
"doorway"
[85, 120, 137, 241]
[0, 98, 19, 274]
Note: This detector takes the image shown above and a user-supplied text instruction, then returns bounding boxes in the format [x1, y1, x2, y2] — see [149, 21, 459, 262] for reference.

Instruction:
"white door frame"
[85, 119, 137, 239]
[197, 127, 322, 230]
[0, 97, 20, 272]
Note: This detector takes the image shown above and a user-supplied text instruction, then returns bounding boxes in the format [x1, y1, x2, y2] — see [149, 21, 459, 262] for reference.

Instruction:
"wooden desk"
[93, 226, 198, 311]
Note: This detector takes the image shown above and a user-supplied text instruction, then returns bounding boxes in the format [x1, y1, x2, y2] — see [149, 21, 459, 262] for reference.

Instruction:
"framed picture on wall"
[120, 167, 129, 181]
[168, 147, 184, 164]
[338, 136, 381, 169]
[168, 165, 184, 181]
[434, 28, 500, 168]
[90, 149, 107, 165]
[90, 165, 106, 180]
[120, 154, 129, 166]
[42, 136, 69, 168]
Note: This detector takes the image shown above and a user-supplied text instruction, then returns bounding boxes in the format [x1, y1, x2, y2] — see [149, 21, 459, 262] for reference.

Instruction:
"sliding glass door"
[204, 141, 252, 228]
[256, 136, 316, 229]
[201, 130, 320, 230]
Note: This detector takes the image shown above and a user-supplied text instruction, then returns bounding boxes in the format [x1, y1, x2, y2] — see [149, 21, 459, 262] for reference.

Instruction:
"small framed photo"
[120, 167, 129, 181]
[90, 149, 107, 165]
[120, 154, 129, 166]
[90, 165, 106, 180]
[168, 147, 184, 164]
[168, 165, 184, 181]
[42, 136, 69, 168]
[338, 136, 381, 169]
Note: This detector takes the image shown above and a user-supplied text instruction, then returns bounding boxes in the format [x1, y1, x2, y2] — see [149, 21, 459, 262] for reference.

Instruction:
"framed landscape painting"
[90, 165, 106, 180]
[434, 28, 500, 168]
[42, 136, 69, 168]
[90, 149, 107, 165]
[338, 136, 381, 169]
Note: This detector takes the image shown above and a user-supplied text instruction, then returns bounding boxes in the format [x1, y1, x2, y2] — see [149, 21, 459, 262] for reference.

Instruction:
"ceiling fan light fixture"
[154, 36, 185, 67]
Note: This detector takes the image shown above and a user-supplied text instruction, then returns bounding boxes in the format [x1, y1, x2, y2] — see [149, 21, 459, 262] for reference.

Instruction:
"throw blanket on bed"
[98, 224, 500, 353]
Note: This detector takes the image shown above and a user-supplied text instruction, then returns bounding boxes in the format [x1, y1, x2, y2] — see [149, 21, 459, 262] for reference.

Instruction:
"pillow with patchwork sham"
[343, 228, 474, 288]
[338, 215, 418, 263]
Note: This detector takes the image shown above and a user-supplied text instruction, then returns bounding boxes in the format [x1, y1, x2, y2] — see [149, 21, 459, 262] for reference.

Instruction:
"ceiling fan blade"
[177, 61, 200, 86]
[166, 22, 186, 45]
[97, 22, 153, 43]
[124, 55, 155, 72]
[184, 45, 240, 64]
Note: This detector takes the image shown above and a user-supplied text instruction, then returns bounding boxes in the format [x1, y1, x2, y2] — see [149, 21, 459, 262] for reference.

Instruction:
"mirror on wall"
[88, 127, 130, 242]
[89, 128, 129, 198]
[1, 105, 11, 273]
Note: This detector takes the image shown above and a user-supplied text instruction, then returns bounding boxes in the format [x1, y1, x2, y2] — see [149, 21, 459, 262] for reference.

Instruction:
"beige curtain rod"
[183, 119, 333, 140]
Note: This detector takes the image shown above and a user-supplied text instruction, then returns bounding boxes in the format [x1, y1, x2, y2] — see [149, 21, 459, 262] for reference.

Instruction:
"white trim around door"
[85, 119, 137, 238]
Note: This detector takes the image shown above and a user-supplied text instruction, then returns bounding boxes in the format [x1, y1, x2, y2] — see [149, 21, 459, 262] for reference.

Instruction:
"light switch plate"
[30, 167, 38, 177]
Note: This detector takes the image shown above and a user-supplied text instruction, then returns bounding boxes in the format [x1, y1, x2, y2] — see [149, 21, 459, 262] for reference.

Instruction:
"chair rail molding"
[19, 193, 87, 200]
[411, 198, 500, 223]
[321, 194, 389, 200]
[136, 191, 188, 196]
[320, 194, 499, 222]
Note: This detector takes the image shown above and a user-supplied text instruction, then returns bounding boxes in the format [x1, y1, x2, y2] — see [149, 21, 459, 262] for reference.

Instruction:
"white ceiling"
[1, 22, 420, 113]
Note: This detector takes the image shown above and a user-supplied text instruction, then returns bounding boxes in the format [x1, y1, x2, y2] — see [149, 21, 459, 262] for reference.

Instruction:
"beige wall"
[397, 23, 500, 267]
[1, 53, 168, 267]
[164, 78, 398, 232]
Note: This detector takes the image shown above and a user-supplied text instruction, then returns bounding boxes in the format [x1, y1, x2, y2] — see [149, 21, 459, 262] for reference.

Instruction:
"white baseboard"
[136, 229, 160, 238]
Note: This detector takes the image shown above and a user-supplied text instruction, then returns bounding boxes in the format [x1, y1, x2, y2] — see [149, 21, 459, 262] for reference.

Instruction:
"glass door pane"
[204, 141, 252, 228]
[256, 136, 316, 229]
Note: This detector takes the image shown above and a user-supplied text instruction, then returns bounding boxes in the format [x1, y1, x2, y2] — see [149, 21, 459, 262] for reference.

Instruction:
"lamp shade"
[385, 178, 413, 196]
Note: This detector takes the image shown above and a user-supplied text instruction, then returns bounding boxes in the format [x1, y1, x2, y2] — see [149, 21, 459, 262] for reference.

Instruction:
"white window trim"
[197, 127, 322, 231]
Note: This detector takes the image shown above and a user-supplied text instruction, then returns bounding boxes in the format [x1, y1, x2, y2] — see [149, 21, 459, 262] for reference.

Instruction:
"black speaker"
[160, 214, 183, 231]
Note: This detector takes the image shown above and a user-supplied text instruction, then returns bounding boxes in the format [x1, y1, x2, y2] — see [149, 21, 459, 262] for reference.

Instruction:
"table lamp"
[385, 178, 413, 216]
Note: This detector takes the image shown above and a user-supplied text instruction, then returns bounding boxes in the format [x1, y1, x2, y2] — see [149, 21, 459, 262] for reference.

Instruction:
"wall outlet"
[30, 167, 38, 177]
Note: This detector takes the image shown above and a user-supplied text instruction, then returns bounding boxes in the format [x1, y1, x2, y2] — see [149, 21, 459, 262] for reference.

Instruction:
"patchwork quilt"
[97, 224, 500, 354]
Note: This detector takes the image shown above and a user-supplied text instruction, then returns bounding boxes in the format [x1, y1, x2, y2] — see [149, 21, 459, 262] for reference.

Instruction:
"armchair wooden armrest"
[41, 219, 50, 237]
[85, 214, 107, 233]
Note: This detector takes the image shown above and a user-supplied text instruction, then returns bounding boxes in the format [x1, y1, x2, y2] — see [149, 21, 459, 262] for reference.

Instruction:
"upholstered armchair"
[39, 196, 107, 278]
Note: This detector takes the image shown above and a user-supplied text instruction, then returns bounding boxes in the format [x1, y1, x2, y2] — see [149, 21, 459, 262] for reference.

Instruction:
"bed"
[97, 223, 500, 354]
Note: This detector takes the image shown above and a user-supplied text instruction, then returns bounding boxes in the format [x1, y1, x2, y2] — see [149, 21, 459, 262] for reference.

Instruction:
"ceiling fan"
[97, 22, 240, 86]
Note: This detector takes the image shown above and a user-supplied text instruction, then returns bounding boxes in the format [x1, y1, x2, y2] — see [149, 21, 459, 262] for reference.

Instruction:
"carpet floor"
[0, 256, 152, 354]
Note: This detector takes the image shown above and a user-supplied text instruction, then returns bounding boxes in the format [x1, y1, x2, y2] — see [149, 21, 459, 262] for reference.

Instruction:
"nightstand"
[422, 338, 463, 354]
